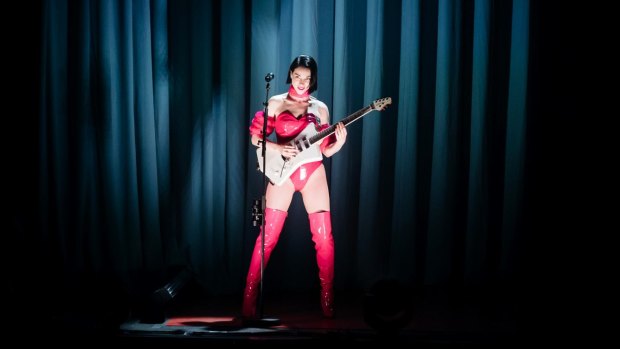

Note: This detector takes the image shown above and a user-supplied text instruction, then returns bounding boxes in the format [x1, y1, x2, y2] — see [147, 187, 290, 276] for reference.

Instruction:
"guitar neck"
[308, 104, 374, 145]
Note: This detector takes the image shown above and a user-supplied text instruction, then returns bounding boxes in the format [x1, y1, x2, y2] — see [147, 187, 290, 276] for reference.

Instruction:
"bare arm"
[317, 104, 347, 158]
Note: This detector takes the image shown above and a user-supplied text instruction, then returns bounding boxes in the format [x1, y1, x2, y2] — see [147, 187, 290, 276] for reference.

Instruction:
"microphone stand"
[246, 73, 280, 327]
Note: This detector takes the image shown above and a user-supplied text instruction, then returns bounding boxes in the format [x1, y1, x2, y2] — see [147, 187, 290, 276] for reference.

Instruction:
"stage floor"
[118, 289, 518, 345]
[5, 283, 520, 344]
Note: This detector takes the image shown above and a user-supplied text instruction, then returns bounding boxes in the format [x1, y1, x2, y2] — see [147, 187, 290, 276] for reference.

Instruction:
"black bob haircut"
[285, 55, 318, 93]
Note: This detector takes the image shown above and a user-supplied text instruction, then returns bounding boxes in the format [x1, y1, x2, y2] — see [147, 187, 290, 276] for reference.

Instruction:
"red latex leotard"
[249, 108, 335, 191]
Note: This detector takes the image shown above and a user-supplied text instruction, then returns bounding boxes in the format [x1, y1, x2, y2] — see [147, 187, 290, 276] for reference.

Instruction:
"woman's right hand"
[279, 144, 299, 158]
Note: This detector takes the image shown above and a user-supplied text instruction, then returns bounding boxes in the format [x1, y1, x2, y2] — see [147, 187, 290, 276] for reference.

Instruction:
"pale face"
[290, 67, 312, 95]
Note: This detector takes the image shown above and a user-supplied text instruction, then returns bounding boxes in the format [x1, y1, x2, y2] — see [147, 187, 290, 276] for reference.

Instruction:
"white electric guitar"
[257, 97, 392, 185]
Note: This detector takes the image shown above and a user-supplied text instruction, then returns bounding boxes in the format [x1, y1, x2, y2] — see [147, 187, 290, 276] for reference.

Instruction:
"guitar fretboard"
[308, 104, 374, 145]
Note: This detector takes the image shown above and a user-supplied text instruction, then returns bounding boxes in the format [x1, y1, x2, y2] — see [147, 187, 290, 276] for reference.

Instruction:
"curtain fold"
[465, 0, 490, 284]
[389, 0, 421, 282]
[357, 0, 385, 286]
[501, 0, 529, 279]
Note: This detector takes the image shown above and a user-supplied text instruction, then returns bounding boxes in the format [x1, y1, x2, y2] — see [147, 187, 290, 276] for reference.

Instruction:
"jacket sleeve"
[249, 111, 275, 139]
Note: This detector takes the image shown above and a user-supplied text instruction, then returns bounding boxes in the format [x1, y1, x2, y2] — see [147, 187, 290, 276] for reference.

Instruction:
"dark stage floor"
[116, 288, 519, 345]
[5, 283, 522, 345]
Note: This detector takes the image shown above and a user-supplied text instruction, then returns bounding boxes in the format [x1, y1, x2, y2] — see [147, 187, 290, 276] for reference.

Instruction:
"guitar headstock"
[372, 97, 392, 111]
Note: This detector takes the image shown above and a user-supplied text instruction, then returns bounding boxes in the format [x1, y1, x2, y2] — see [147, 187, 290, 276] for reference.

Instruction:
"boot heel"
[321, 285, 334, 318]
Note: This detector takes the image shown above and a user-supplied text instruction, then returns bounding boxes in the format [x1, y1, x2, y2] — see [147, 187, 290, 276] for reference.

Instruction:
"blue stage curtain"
[34, 0, 533, 294]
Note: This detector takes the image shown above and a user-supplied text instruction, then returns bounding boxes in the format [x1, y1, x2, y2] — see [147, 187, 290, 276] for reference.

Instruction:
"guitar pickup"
[294, 137, 310, 151]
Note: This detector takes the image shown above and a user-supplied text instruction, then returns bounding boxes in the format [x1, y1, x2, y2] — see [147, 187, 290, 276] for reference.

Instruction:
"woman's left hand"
[332, 122, 347, 150]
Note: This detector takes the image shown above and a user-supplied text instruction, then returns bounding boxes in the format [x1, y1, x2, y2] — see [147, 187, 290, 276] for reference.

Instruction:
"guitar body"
[257, 124, 323, 186]
[255, 97, 392, 186]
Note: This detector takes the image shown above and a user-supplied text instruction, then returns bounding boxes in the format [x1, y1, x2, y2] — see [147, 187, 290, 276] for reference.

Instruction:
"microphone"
[265, 72, 274, 82]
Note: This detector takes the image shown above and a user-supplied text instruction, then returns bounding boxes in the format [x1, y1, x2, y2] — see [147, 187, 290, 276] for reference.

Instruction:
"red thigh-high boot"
[242, 208, 288, 318]
[309, 211, 335, 318]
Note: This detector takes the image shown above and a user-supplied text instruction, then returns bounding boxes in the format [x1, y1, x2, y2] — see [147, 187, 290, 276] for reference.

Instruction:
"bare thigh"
[265, 180, 295, 211]
[300, 164, 330, 213]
